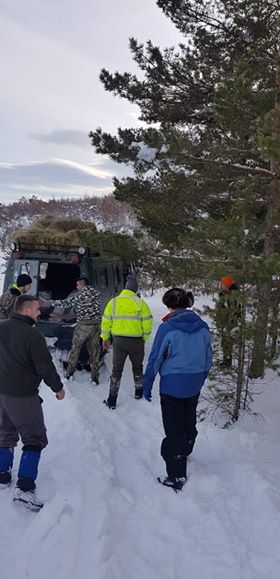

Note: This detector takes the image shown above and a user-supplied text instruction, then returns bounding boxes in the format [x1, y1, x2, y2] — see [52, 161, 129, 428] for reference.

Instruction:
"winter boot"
[157, 476, 187, 492]
[13, 487, 44, 512]
[91, 373, 99, 386]
[103, 394, 117, 409]
[219, 356, 232, 369]
[135, 386, 143, 400]
[134, 375, 143, 399]
[0, 447, 14, 486]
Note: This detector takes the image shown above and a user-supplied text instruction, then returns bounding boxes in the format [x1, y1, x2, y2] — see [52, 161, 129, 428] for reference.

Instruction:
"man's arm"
[30, 330, 64, 393]
[50, 293, 77, 310]
[100, 299, 113, 342]
[141, 300, 153, 341]
[142, 324, 167, 400]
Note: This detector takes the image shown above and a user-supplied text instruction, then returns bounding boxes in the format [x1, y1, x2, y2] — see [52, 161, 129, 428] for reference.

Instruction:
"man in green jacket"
[101, 275, 153, 408]
[215, 275, 240, 368]
[0, 273, 32, 320]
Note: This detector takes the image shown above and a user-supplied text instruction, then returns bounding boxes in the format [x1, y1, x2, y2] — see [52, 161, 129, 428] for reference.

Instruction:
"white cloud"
[0, 158, 116, 202]
[30, 129, 89, 148]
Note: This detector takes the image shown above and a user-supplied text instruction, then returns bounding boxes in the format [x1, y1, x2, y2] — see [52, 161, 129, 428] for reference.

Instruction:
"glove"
[143, 387, 152, 402]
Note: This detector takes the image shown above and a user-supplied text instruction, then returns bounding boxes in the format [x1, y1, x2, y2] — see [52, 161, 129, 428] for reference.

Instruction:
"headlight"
[78, 246, 86, 255]
[10, 242, 16, 251]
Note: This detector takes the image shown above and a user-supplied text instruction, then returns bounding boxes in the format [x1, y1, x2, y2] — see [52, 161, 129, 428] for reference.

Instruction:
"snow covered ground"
[1, 291, 280, 579]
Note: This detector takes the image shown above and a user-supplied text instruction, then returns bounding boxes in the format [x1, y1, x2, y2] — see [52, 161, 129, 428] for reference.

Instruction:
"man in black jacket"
[0, 294, 65, 511]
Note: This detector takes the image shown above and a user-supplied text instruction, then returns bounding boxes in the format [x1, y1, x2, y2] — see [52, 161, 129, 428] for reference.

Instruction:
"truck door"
[13, 259, 40, 295]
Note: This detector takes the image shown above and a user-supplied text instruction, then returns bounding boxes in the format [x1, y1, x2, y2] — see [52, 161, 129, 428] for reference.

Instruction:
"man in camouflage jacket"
[50, 277, 101, 383]
[215, 275, 240, 368]
[0, 274, 32, 320]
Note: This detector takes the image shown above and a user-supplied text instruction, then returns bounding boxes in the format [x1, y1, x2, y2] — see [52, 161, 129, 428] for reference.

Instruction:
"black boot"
[103, 395, 117, 409]
[219, 356, 232, 369]
[157, 476, 187, 492]
[91, 374, 99, 386]
[0, 470, 11, 485]
[135, 386, 143, 400]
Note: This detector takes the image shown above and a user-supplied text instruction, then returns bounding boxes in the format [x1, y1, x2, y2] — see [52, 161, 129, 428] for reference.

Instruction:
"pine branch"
[192, 156, 275, 177]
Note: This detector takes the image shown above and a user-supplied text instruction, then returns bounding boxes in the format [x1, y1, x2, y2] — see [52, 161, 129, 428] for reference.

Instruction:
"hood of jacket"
[166, 308, 208, 334]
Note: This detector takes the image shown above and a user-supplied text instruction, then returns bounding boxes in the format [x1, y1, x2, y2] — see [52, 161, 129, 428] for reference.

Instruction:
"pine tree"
[90, 0, 280, 419]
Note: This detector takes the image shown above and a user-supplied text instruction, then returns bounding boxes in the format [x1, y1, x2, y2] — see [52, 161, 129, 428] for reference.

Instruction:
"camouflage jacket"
[0, 287, 21, 320]
[51, 286, 101, 323]
[215, 286, 241, 331]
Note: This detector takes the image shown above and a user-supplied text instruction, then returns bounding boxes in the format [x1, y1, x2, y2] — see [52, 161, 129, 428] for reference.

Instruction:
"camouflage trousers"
[221, 332, 234, 360]
[67, 321, 100, 378]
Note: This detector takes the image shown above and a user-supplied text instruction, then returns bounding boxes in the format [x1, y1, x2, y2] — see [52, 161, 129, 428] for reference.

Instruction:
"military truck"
[3, 240, 127, 339]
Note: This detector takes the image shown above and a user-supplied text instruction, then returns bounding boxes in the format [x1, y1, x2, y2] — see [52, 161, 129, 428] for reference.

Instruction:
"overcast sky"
[0, 0, 181, 203]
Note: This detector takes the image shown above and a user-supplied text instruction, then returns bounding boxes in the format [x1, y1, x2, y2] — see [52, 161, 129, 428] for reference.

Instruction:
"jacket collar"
[10, 313, 36, 326]
[9, 286, 21, 296]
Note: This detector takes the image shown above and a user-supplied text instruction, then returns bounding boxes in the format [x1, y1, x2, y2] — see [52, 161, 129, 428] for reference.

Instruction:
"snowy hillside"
[0, 291, 280, 579]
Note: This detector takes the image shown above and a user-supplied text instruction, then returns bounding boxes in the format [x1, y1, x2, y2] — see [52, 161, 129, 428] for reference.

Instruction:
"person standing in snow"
[215, 275, 240, 368]
[49, 277, 102, 384]
[101, 275, 153, 409]
[0, 273, 32, 320]
[143, 288, 212, 492]
[0, 295, 65, 511]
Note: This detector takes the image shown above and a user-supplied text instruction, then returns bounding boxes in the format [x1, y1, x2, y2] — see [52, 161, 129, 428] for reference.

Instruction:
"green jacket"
[101, 290, 153, 341]
[215, 287, 240, 330]
[0, 286, 21, 320]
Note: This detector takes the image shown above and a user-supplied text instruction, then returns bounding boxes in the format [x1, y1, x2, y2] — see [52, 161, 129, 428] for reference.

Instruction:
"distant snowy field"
[0, 269, 280, 579]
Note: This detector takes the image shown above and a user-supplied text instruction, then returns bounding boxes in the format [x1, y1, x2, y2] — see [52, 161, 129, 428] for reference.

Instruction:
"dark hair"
[162, 287, 194, 310]
[77, 277, 89, 286]
[15, 294, 39, 313]
[16, 273, 32, 287]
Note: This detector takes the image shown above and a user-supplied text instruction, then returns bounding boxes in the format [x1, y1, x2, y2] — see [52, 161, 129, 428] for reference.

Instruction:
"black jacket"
[0, 314, 63, 397]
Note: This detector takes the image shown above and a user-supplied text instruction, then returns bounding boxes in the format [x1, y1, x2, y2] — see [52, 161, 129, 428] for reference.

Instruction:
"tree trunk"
[249, 282, 271, 378]
[269, 286, 280, 359]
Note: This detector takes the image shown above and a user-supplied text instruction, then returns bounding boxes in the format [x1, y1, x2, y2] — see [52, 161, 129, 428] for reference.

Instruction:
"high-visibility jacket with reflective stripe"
[101, 290, 153, 341]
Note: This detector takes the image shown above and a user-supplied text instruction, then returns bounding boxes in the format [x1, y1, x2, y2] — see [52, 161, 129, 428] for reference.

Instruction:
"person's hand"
[49, 312, 63, 321]
[56, 388, 65, 400]
[143, 388, 152, 402]
[102, 339, 111, 350]
[39, 297, 50, 306]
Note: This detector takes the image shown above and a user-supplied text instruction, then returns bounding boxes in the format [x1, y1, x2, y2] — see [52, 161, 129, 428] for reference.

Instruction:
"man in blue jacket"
[143, 288, 212, 492]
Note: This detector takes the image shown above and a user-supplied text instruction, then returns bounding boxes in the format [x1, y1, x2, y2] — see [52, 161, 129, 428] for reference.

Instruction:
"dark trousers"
[160, 393, 199, 480]
[109, 336, 145, 396]
[0, 393, 47, 488]
[0, 393, 48, 449]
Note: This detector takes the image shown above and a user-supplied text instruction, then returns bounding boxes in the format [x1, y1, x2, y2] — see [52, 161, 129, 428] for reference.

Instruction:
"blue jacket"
[143, 309, 212, 399]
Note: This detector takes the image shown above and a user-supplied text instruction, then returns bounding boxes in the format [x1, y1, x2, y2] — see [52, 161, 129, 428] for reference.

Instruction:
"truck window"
[98, 267, 108, 288]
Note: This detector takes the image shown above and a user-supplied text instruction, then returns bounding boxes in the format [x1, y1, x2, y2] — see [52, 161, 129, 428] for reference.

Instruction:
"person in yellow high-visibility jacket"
[101, 275, 153, 409]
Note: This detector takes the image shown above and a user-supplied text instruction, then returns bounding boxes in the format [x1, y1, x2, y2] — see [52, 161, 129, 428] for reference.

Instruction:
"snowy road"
[1, 294, 280, 579]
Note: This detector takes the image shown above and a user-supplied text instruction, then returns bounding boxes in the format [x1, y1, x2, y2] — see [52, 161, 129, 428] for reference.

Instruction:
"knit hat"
[220, 275, 234, 289]
[16, 274, 32, 288]
[125, 275, 138, 293]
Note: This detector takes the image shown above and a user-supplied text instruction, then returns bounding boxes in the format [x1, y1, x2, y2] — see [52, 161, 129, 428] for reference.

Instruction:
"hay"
[11, 217, 97, 247]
